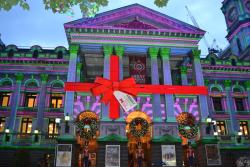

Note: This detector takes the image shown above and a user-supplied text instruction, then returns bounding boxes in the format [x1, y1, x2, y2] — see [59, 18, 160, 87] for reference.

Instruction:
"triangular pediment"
[65, 4, 205, 35]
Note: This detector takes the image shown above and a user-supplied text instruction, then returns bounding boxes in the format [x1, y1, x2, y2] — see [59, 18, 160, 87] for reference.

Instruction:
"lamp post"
[4, 128, 10, 142]
[237, 129, 243, 144]
[34, 129, 39, 143]
[55, 118, 61, 136]
[65, 113, 70, 133]
[205, 116, 217, 135]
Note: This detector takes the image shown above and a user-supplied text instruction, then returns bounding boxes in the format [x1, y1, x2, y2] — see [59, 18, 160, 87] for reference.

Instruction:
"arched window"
[57, 51, 63, 59]
[211, 87, 220, 92]
[233, 86, 246, 111]
[210, 57, 216, 65]
[231, 59, 237, 66]
[33, 50, 38, 58]
[237, 38, 242, 54]
[26, 81, 38, 88]
[52, 82, 63, 88]
[1, 80, 12, 87]
[8, 49, 14, 57]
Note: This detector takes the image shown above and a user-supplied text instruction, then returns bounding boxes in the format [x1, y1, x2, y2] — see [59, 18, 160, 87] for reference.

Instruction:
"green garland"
[178, 124, 198, 139]
[75, 118, 98, 140]
[129, 117, 149, 138]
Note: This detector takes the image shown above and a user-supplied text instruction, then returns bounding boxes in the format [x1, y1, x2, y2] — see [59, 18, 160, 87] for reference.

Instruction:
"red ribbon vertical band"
[109, 55, 120, 119]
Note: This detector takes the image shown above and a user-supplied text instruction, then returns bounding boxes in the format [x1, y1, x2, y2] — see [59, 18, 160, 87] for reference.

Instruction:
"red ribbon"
[91, 77, 137, 104]
[65, 55, 208, 120]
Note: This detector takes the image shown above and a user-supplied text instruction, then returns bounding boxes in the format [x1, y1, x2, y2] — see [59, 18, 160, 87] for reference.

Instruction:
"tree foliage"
[0, 0, 169, 17]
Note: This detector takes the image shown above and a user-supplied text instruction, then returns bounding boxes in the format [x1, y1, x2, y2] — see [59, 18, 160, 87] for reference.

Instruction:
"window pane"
[51, 99, 56, 108]
[235, 98, 245, 111]
[212, 97, 222, 111]
[57, 99, 62, 108]
[2, 96, 9, 106]
[27, 123, 32, 133]
[0, 118, 5, 132]
[28, 98, 35, 107]
[21, 122, 27, 133]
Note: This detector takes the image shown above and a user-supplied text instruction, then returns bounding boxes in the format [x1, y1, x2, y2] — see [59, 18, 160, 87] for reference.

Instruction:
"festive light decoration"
[75, 111, 99, 140]
[129, 117, 149, 138]
[176, 112, 198, 139]
[65, 55, 208, 120]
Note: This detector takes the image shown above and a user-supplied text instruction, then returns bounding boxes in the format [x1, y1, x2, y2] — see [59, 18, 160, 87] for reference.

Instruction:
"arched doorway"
[75, 110, 100, 167]
[126, 111, 152, 167]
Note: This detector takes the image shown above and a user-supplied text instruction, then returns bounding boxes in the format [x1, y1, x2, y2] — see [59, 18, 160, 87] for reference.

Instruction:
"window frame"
[0, 92, 11, 107]
[0, 117, 6, 132]
[212, 97, 223, 112]
[234, 97, 245, 111]
[216, 121, 227, 135]
[50, 93, 63, 108]
[239, 121, 249, 136]
[48, 118, 58, 138]
[24, 92, 37, 107]
[20, 118, 32, 134]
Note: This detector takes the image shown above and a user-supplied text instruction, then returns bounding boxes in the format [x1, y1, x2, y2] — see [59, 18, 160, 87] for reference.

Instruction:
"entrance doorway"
[75, 110, 100, 167]
[126, 111, 152, 167]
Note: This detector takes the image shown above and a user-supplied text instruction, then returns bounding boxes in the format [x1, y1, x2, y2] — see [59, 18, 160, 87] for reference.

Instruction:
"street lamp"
[55, 118, 61, 136]
[65, 113, 70, 133]
[5, 128, 10, 142]
[205, 116, 216, 135]
[237, 129, 243, 143]
[34, 129, 39, 143]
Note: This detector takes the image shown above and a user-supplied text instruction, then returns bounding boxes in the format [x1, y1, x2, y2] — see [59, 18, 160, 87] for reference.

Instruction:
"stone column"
[160, 48, 175, 122]
[224, 80, 238, 134]
[7, 73, 24, 130]
[149, 48, 161, 121]
[245, 81, 250, 110]
[36, 74, 48, 132]
[191, 49, 209, 122]
[115, 46, 125, 119]
[101, 46, 113, 120]
[180, 66, 188, 85]
[64, 45, 79, 117]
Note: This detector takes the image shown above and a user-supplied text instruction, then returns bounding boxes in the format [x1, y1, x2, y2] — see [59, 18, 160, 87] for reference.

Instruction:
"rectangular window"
[48, 119, 58, 138]
[212, 97, 223, 111]
[24, 93, 37, 107]
[240, 121, 249, 136]
[50, 93, 63, 108]
[20, 118, 32, 134]
[0, 117, 5, 132]
[0, 92, 11, 107]
[216, 121, 227, 135]
[235, 98, 245, 111]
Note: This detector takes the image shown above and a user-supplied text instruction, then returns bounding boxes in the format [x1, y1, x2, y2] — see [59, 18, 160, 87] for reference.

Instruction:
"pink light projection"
[73, 95, 101, 118]
[174, 97, 200, 121]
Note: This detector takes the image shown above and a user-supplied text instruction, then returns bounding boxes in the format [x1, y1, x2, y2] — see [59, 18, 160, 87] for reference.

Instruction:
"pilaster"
[36, 74, 48, 132]
[191, 49, 209, 121]
[7, 73, 24, 130]
[224, 80, 238, 134]
[64, 44, 79, 117]
[160, 48, 175, 122]
[149, 48, 161, 121]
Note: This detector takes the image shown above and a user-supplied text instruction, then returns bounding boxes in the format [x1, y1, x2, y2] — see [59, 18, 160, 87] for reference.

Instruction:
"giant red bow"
[91, 77, 137, 104]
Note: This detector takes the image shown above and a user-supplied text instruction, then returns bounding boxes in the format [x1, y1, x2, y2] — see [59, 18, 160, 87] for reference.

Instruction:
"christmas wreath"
[178, 124, 199, 139]
[176, 112, 198, 139]
[75, 117, 98, 140]
[129, 117, 149, 138]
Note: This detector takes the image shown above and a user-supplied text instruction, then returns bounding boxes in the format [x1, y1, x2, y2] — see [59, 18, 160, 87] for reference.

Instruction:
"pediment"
[65, 4, 205, 35]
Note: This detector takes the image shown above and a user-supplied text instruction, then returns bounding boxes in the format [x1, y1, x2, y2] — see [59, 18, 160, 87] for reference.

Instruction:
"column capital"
[103, 45, 113, 57]
[192, 49, 201, 60]
[180, 66, 187, 74]
[40, 74, 49, 82]
[114, 46, 124, 57]
[245, 81, 250, 90]
[224, 80, 232, 89]
[69, 44, 79, 54]
[148, 47, 159, 58]
[204, 79, 210, 86]
[160, 48, 170, 60]
[15, 73, 24, 81]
